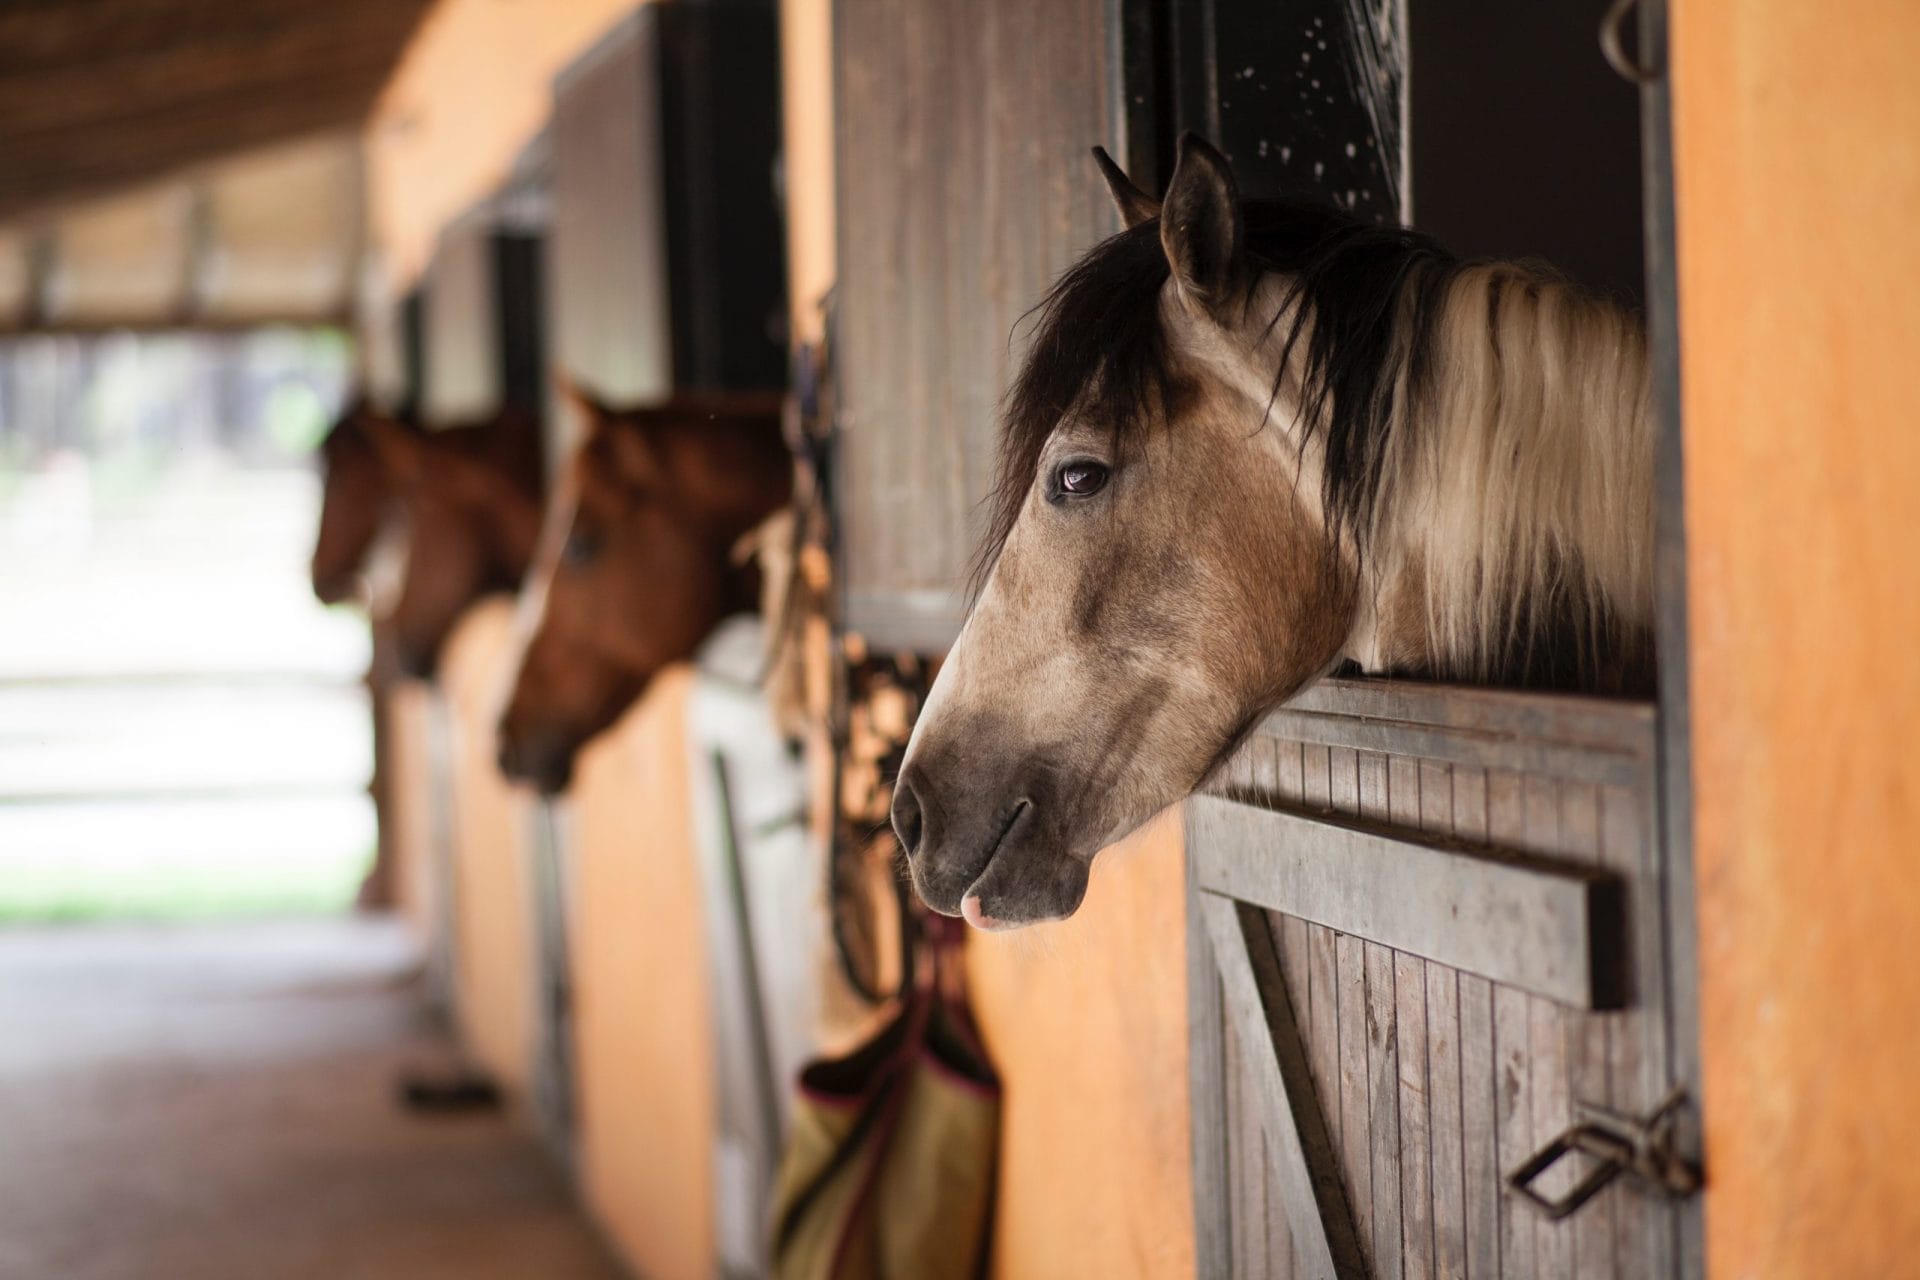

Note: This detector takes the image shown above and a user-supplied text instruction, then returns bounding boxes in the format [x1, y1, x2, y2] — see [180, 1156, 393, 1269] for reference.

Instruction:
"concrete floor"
[0, 917, 622, 1280]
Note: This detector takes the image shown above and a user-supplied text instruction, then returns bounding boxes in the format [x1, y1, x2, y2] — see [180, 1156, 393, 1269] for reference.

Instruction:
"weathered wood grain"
[1458, 973, 1502, 1280]
[1561, 782, 1617, 1280]
[1202, 894, 1368, 1279]
[1189, 797, 1623, 1008]
[1196, 678, 1678, 1278]
[834, 0, 1119, 648]
[1338, 930, 1374, 1274]
[1487, 770, 1536, 1277]
[1419, 760, 1468, 1280]
[1190, 879, 1234, 1278]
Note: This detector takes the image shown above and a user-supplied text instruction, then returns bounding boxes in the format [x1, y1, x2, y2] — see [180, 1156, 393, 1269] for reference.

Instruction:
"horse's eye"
[1055, 460, 1110, 499]
[561, 527, 600, 568]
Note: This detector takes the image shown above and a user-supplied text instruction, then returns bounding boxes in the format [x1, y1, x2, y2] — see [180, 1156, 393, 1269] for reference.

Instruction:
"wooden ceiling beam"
[0, 0, 431, 222]
[0, 0, 391, 72]
[0, 30, 422, 135]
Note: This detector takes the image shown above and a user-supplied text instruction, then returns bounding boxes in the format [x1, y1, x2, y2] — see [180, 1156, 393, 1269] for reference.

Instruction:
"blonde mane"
[1368, 263, 1655, 685]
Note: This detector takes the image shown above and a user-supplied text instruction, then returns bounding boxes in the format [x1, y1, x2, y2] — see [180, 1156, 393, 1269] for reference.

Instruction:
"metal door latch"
[1506, 1087, 1702, 1220]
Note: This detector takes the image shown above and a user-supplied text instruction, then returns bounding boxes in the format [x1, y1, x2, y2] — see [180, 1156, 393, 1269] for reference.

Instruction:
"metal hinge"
[1506, 1086, 1703, 1221]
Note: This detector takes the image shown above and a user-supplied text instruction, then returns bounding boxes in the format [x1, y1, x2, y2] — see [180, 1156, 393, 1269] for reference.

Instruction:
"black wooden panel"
[423, 216, 548, 427]
[399, 284, 427, 420]
[1408, 0, 1644, 305]
[1163, 0, 1642, 302]
[833, 0, 1123, 648]
[493, 233, 547, 416]
[655, 1, 786, 392]
[1165, 0, 1402, 216]
[550, 3, 786, 406]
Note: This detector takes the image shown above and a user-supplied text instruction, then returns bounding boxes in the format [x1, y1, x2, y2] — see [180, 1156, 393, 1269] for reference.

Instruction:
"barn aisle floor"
[0, 917, 620, 1280]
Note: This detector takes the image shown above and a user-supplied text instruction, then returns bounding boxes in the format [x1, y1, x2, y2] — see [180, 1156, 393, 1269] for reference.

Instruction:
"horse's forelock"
[972, 222, 1176, 600]
[973, 197, 1480, 616]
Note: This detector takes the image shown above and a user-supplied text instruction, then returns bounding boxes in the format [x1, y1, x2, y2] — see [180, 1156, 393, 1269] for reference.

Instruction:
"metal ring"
[1600, 0, 1660, 85]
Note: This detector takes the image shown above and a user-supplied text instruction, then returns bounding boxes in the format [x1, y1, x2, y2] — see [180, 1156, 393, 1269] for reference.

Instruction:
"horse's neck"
[1356, 265, 1657, 689]
[487, 484, 547, 584]
[674, 418, 794, 533]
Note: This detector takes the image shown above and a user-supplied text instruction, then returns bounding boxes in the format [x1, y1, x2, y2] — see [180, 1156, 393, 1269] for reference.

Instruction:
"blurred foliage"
[0, 326, 353, 491]
[0, 842, 374, 923]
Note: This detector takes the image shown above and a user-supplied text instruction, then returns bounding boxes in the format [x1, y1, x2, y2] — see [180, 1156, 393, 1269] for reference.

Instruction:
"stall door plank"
[1418, 760, 1469, 1280]
[1457, 972, 1502, 1280]
[1562, 781, 1618, 1280]
[1205, 894, 1366, 1279]
[1389, 757, 1434, 1280]
[1525, 773, 1575, 1278]
[1601, 779, 1674, 1280]
[1338, 931, 1375, 1272]
[1449, 765, 1503, 1279]
[1357, 753, 1403, 1278]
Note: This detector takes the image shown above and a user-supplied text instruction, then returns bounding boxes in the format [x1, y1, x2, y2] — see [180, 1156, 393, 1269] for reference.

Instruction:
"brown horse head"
[311, 396, 408, 606]
[894, 136, 1652, 930]
[497, 387, 791, 794]
[369, 407, 547, 679]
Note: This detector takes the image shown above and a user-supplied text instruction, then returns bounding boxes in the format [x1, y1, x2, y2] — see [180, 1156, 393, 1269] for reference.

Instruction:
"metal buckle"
[1506, 1086, 1702, 1221]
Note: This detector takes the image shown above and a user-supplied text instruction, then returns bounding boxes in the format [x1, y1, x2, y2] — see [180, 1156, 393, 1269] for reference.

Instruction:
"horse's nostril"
[395, 641, 436, 680]
[891, 773, 925, 859]
[498, 728, 576, 795]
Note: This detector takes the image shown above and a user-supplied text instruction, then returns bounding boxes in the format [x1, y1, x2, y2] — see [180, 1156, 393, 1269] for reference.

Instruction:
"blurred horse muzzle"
[496, 725, 577, 796]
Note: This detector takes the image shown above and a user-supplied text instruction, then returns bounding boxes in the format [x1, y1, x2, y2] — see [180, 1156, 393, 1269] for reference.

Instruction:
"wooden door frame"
[1636, 0, 1705, 1269]
[1161, 0, 1704, 1271]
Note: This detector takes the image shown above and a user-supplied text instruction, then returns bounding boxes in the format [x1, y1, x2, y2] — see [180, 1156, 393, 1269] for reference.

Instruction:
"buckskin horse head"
[893, 134, 1655, 930]
[368, 406, 547, 679]
[496, 386, 791, 794]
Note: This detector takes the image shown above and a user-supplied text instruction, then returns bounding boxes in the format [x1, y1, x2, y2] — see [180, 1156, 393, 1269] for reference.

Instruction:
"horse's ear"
[554, 370, 612, 425]
[1092, 146, 1159, 229]
[1160, 132, 1247, 316]
[594, 416, 669, 491]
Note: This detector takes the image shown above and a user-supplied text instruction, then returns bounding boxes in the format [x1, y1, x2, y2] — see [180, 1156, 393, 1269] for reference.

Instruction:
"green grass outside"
[0, 844, 374, 924]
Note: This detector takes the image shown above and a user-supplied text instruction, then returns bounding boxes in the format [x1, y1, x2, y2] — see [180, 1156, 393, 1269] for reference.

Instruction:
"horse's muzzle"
[394, 639, 440, 681]
[497, 727, 576, 795]
[892, 754, 1087, 928]
[311, 570, 356, 606]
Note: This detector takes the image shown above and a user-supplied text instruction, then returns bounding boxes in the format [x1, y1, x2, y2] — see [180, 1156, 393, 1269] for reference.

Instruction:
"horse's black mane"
[978, 199, 1464, 593]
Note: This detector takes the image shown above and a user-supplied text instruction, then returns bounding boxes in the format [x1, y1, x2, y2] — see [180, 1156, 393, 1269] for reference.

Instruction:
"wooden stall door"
[1187, 683, 1695, 1279]
[1176, 2, 1698, 1275]
[833, 0, 1125, 650]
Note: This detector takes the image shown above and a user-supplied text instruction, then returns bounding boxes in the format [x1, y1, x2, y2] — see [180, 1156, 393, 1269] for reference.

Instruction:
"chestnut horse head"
[368, 407, 547, 679]
[893, 135, 1654, 930]
[310, 396, 409, 606]
[497, 388, 791, 794]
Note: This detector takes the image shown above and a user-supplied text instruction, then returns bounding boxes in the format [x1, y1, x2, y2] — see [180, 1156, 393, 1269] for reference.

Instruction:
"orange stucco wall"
[776, 0, 1196, 1269]
[1673, 4, 1920, 1274]
[969, 809, 1195, 1280]
[565, 667, 716, 1280]
[398, 601, 716, 1279]
[365, 0, 643, 286]
[439, 601, 540, 1101]
[384, 679, 443, 943]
